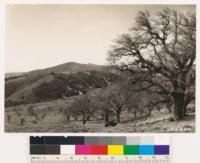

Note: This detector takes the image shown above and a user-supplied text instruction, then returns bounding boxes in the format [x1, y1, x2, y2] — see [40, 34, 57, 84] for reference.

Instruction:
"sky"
[5, 4, 195, 73]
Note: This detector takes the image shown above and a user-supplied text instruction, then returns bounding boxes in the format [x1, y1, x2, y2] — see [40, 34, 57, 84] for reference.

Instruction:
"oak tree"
[108, 8, 195, 120]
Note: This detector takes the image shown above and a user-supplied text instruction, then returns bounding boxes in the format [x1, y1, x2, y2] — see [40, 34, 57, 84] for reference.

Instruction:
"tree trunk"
[105, 109, 109, 123]
[83, 119, 86, 125]
[74, 116, 78, 121]
[173, 92, 185, 120]
[139, 108, 143, 116]
[168, 106, 172, 113]
[183, 103, 188, 117]
[83, 114, 86, 124]
[66, 114, 70, 121]
[134, 111, 137, 119]
[116, 112, 121, 123]
[149, 108, 153, 116]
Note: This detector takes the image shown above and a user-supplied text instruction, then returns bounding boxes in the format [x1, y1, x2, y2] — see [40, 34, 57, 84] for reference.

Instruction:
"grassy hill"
[5, 62, 120, 106]
[5, 62, 195, 133]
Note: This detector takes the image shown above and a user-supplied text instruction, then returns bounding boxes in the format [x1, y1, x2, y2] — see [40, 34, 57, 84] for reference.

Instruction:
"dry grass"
[5, 100, 195, 133]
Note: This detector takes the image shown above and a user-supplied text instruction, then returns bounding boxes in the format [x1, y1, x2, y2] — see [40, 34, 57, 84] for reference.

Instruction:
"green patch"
[124, 145, 139, 155]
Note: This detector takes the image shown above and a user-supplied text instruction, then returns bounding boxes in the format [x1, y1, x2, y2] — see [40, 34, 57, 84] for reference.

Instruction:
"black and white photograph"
[5, 4, 195, 133]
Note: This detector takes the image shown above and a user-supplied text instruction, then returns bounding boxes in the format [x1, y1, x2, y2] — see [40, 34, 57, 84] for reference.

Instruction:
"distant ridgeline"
[5, 62, 122, 107]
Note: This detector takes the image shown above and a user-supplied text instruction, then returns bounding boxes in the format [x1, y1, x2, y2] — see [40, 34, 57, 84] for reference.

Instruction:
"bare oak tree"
[99, 85, 128, 123]
[108, 8, 195, 120]
[71, 95, 96, 124]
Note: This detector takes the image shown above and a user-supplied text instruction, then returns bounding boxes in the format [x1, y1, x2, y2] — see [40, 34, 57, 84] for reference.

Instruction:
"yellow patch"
[107, 145, 124, 155]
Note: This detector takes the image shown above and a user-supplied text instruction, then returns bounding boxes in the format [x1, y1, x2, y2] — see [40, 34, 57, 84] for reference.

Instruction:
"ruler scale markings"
[30, 136, 170, 163]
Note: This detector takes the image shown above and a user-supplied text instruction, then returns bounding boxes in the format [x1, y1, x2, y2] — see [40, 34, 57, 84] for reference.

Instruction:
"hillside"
[5, 72, 26, 79]
[5, 62, 195, 133]
[5, 99, 195, 133]
[5, 62, 120, 106]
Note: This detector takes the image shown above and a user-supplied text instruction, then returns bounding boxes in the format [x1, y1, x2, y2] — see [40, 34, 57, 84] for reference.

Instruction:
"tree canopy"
[107, 8, 195, 120]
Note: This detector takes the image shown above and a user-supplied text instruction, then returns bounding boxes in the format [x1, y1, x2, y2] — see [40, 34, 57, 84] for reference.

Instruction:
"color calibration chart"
[30, 136, 170, 163]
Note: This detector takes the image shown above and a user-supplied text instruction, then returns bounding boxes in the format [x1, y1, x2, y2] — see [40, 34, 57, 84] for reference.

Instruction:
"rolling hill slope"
[5, 62, 120, 106]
